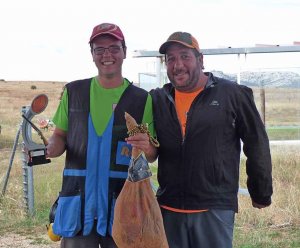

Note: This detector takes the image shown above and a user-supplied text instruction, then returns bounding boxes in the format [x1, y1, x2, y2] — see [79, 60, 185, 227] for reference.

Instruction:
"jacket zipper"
[164, 90, 185, 208]
[164, 90, 185, 143]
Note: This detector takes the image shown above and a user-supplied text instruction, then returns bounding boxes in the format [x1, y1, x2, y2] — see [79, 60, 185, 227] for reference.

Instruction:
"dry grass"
[0, 81, 65, 246]
[0, 81, 64, 142]
[252, 87, 300, 126]
[0, 81, 300, 247]
[234, 142, 300, 247]
[239, 144, 300, 228]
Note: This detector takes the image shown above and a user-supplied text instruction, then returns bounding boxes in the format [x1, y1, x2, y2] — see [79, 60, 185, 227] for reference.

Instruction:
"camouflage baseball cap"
[159, 31, 200, 54]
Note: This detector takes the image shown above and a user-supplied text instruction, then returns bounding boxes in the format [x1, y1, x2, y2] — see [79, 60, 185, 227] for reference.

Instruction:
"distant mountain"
[211, 70, 300, 88]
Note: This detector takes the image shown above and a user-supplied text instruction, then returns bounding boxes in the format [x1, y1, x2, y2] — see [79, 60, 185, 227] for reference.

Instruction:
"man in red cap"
[46, 23, 154, 248]
[127, 31, 273, 248]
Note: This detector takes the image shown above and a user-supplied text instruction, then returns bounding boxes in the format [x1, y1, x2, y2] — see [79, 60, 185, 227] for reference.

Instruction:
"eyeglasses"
[93, 45, 123, 55]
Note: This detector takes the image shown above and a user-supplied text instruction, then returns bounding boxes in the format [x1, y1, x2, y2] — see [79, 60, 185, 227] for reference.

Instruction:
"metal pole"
[21, 143, 29, 212]
[1, 122, 22, 195]
[27, 159, 35, 216]
[21, 106, 35, 216]
[156, 57, 162, 87]
[237, 54, 241, 85]
[260, 88, 266, 124]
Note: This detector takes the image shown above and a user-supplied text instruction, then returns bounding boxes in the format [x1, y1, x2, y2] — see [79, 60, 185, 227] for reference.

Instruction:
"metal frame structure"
[133, 45, 300, 86]
[133, 45, 300, 57]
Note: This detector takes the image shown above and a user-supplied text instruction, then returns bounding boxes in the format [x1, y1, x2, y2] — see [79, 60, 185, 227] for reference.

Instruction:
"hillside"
[212, 70, 300, 88]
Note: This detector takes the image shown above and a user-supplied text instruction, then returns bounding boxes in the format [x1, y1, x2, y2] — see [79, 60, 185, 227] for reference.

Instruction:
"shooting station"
[1, 94, 51, 216]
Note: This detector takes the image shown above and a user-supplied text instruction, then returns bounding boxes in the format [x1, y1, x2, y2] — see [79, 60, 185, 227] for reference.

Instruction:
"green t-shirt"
[52, 77, 154, 136]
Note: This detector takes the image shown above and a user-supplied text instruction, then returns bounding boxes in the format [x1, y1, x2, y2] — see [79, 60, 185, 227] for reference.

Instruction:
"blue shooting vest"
[53, 78, 148, 237]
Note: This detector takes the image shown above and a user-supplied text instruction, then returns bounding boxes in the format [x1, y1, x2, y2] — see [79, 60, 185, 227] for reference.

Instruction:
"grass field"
[0, 81, 300, 247]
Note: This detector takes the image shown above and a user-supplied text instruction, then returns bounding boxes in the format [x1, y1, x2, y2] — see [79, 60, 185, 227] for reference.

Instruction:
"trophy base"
[27, 149, 51, 166]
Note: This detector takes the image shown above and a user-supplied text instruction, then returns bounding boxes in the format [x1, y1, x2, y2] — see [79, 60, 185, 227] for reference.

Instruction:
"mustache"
[173, 69, 186, 75]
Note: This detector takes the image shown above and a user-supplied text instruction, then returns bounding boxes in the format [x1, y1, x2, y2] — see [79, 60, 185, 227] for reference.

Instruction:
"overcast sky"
[0, 0, 299, 82]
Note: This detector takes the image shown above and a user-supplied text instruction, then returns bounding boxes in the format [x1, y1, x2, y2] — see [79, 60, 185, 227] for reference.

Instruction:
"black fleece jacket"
[150, 73, 273, 212]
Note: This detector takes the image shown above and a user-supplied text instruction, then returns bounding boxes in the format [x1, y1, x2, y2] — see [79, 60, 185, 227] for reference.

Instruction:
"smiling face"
[91, 34, 126, 80]
[165, 43, 204, 92]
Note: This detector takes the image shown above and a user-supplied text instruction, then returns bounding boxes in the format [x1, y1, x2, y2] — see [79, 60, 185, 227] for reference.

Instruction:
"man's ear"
[198, 53, 204, 69]
[198, 53, 203, 62]
[90, 45, 95, 62]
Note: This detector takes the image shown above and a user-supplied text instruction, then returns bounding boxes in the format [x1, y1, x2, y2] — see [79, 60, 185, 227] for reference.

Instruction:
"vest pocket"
[116, 141, 131, 165]
[52, 192, 82, 237]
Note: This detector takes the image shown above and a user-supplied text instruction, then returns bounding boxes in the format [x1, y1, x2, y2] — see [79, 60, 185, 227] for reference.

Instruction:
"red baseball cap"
[159, 32, 200, 55]
[89, 23, 125, 44]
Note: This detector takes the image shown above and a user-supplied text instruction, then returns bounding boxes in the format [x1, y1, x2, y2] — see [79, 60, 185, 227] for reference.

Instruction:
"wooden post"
[260, 88, 266, 124]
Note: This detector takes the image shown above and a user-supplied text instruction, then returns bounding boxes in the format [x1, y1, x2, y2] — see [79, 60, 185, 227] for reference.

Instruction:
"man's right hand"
[126, 133, 158, 163]
[46, 128, 67, 158]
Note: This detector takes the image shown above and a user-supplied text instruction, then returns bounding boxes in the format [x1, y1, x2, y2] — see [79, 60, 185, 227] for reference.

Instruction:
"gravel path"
[0, 234, 60, 248]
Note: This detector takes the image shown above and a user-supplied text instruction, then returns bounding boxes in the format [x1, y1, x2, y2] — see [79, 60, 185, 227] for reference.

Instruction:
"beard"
[168, 67, 201, 93]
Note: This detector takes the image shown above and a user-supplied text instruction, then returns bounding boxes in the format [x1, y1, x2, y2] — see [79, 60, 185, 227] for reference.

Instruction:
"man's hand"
[251, 199, 269, 209]
[126, 133, 158, 162]
[46, 128, 67, 158]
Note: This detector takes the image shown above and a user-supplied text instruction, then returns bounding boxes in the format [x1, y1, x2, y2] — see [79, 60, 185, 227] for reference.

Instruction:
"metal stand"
[21, 105, 35, 216]
[2, 94, 50, 216]
[1, 106, 35, 216]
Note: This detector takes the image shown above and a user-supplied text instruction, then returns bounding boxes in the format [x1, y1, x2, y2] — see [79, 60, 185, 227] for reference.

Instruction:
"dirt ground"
[0, 234, 60, 248]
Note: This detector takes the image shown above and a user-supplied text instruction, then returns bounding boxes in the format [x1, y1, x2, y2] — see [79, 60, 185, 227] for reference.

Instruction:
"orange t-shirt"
[161, 87, 208, 213]
[175, 88, 203, 136]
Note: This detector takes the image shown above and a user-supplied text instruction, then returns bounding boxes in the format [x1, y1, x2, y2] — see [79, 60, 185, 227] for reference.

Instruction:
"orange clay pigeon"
[112, 112, 169, 248]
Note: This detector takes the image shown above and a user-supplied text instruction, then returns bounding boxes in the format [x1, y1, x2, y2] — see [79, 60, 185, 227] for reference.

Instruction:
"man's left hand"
[252, 200, 269, 209]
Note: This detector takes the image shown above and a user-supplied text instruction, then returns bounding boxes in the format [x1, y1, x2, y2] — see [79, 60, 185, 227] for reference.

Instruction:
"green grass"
[266, 126, 300, 140]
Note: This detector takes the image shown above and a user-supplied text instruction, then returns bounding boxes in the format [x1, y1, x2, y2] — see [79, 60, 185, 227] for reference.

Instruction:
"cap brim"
[159, 40, 196, 54]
